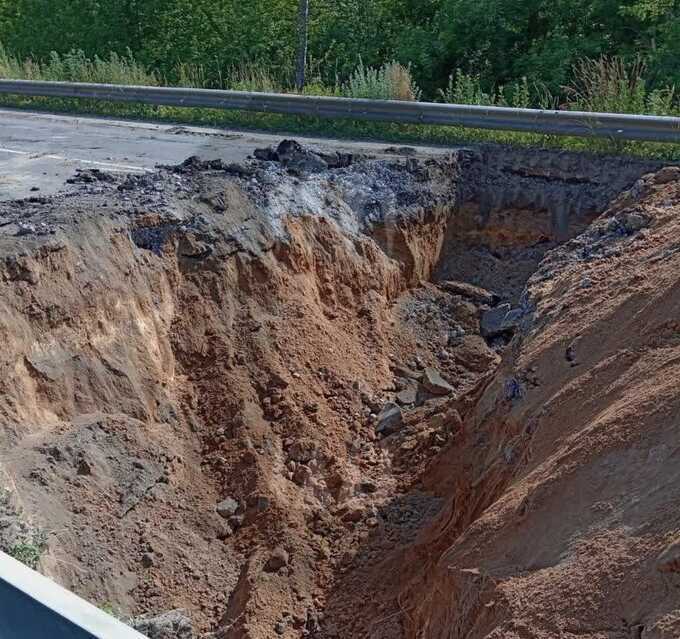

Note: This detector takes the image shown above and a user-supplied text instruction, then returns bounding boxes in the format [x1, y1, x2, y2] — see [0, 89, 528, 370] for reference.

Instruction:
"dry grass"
[226, 61, 282, 93]
[565, 56, 648, 113]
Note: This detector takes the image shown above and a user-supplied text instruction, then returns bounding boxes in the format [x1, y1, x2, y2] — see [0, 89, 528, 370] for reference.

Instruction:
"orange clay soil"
[380, 167, 680, 639]
[0, 144, 675, 639]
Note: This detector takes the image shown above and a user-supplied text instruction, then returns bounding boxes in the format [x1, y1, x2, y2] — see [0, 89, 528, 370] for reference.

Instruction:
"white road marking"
[74, 158, 151, 172]
[0, 146, 150, 172]
[0, 147, 29, 155]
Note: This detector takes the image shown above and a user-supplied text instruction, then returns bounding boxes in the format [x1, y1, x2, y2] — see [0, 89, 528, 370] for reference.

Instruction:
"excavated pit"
[0, 141, 671, 639]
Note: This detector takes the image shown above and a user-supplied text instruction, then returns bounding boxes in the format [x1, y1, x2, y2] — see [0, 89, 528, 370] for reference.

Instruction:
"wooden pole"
[295, 0, 310, 91]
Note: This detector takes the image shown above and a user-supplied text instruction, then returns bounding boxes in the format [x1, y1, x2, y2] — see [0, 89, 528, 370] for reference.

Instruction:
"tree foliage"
[0, 0, 678, 96]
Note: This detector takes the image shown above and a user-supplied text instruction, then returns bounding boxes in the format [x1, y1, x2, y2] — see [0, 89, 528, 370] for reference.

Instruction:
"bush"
[509, 77, 532, 109]
[343, 60, 421, 101]
[646, 87, 677, 116]
[438, 70, 502, 105]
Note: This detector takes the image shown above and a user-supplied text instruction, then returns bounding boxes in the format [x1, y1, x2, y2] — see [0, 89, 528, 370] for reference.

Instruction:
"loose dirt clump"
[0, 139, 673, 639]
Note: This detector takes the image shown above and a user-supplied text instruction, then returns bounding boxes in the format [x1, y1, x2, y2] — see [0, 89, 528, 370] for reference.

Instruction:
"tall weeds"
[564, 55, 680, 116]
[343, 60, 421, 101]
[0, 46, 158, 85]
[565, 56, 647, 113]
[438, 58, 678, 116]
[438, 72, 536, 108]
[174, 62, 213, 89]
[439, 71, 499, 105]
[2, 45, 677, 117]
[222, 61, 282, 93]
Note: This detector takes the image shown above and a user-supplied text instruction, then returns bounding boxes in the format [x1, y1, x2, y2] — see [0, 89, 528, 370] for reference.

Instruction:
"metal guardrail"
[1, 78, 680, 143]
[0, 551, 146, 638]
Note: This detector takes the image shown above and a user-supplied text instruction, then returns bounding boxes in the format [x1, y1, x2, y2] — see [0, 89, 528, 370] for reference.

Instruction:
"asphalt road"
[0, 108, 448, 200]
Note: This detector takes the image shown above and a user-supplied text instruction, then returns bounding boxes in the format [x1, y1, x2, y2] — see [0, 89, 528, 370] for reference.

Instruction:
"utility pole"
[295, 0, 310, 91]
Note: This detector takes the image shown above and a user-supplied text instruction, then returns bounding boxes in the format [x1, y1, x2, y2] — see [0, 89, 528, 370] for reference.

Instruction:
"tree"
[295, 0, 310, 90]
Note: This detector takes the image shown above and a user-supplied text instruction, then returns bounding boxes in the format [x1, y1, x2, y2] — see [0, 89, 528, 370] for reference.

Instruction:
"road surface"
[0, 108, 448, 200]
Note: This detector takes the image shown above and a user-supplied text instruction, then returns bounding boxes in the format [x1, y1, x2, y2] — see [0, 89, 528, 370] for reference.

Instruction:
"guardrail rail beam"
[0, 79, 679, 143]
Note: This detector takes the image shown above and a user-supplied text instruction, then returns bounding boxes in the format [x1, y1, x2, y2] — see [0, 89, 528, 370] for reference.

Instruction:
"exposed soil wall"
[398, 169, 680, 639]
[0, 142, 672, 639]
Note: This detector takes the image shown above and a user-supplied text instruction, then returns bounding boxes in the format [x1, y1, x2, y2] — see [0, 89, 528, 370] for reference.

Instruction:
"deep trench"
[0, 144, 663, 639]
[234, 147, 660, 639]
[435, 202, 592, 300]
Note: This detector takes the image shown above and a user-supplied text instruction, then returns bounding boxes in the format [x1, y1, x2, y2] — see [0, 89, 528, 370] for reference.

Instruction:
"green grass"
[9, 530, 47, 570]
[1, 47, 679, 161]
[0, 487, 48, 571]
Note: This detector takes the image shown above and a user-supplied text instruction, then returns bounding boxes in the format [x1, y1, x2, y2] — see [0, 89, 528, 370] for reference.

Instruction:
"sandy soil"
[395, 166, 680, 639]
[0, 141, 674, 639]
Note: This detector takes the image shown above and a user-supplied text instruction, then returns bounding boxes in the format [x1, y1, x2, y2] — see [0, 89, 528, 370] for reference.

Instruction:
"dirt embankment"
[396, 166, 680, 639]
[0, 141, 673, 639]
